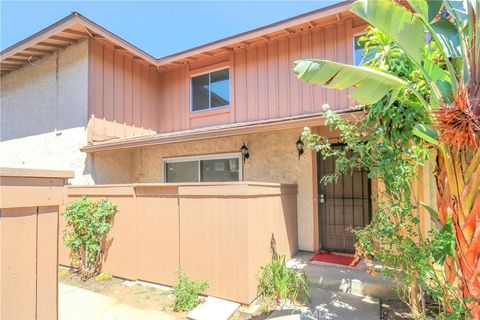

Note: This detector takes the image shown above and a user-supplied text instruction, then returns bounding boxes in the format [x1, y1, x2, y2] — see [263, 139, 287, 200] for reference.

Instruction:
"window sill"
[189, 106, 230, 119]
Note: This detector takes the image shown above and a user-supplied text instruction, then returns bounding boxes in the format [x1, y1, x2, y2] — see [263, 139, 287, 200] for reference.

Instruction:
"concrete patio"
[265, 251, 397, 319]
[288, 251, 396, 299]
[267, 287, 380, 320]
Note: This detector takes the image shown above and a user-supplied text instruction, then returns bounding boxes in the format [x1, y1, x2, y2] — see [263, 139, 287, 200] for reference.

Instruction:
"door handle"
[320, 194, 325, 204]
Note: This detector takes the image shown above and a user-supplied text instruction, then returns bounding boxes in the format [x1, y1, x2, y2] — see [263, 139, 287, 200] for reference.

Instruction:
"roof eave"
[156, 1, 353, 66]
[80, 109, 361, 153]
[74, 13, 158, 65]
[1, 13, 81, 61]
[1, 1, 354, 72]
[0, 12, 158, 68]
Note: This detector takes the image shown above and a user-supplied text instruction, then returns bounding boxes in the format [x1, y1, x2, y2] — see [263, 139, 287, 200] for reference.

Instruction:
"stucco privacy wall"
[0, 40, 92, 184]
[91, 128, 315, 250]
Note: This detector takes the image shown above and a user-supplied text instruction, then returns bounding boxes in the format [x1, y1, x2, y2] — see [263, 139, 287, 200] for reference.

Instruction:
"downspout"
[55, 51, 60, 133]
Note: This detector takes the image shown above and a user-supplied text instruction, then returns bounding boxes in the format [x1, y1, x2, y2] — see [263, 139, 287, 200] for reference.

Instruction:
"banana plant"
[294, 0, 479, 316]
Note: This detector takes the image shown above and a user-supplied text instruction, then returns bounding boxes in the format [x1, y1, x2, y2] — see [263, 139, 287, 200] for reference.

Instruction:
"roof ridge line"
[1, 1, 353, 71]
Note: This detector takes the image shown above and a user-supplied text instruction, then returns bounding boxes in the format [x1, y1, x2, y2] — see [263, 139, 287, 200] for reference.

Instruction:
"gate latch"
[320, 194, 325, 204]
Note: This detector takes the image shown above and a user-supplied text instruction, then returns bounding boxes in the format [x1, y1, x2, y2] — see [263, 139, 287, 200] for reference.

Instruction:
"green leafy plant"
[257, 255, 308, 312]
[58, 268, 71, 281]
[95, 272, 113, 282]
[62, 196, 117, 278]
[170, 269, 208, 312]
[295, 0, 480, 316]
[299, 25, 467, 319]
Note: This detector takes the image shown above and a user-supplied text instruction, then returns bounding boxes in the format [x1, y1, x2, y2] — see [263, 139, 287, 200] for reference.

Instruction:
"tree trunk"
[436, 148, 480, 318]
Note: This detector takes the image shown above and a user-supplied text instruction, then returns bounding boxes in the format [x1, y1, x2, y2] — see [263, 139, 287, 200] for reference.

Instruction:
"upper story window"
[354, 34, 367, 66]
[191, 68, 230, 112]
[354, 34, 379, 66]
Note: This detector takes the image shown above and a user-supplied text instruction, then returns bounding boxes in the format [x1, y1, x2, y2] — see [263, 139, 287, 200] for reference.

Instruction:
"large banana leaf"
[408, 0, 443, 22]
[293, 59, 407, 105]
[431, 18, 462, 58]
[351, 0, 426, 67]
[407, 0, 462, 57]
[445, 0, 469, 22]
[412, 123, 439, 145]
[351, 0, 459, 103]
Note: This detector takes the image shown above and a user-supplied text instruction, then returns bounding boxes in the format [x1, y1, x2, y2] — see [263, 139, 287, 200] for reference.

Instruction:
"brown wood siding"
[88, 19, 365, 140]
[88, 40, 159, 141]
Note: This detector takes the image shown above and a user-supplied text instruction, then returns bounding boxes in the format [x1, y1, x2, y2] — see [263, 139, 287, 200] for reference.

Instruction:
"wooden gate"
[0, 168, 73, 320]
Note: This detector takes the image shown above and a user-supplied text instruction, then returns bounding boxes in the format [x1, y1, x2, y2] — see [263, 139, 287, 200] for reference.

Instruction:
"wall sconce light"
[296, 138, 304, 159]
[240, 143, 249, 162]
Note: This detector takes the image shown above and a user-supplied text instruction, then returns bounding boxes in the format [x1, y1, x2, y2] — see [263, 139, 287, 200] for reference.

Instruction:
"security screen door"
[317, 144, 371, 253]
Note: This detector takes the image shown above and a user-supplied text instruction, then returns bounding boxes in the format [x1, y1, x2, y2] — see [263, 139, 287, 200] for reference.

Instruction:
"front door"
[317, 144, 371, 253]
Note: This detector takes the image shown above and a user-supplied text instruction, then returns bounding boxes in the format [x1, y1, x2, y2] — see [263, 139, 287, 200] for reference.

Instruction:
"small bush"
[258, 255, 308, 309]
[58, 269, 71, 281]
[62, 196, 117, 278]
[95, 272, 113, 282]
[170, 269, 208, 312]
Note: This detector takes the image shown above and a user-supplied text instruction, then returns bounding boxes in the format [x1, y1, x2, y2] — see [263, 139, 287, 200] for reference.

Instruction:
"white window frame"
[352, 33, 366, 66]
[190, 67, 231, 113]
[163, 152, 242, 183]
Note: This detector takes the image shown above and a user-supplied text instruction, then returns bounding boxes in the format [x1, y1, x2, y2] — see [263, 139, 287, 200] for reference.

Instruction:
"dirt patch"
[59, 269, 187, 319]
[230, 307, 271, 320]
[381, 299, 413, 320]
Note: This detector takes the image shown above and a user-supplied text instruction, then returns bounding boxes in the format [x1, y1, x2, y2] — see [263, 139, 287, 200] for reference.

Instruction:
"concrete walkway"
[288, 251, 396, 299]
[59, 283, 174, 320]
[267, 287, 380, 320]
[266, 252, 391, 320]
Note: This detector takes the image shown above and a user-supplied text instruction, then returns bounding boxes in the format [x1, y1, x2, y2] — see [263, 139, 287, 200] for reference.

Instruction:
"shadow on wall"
[281, 192, 299, 255]
[97, 225, 115, 273]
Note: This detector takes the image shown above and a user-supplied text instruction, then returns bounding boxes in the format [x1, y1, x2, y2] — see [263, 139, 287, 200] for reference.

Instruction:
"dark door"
[317, 144, 371, 253]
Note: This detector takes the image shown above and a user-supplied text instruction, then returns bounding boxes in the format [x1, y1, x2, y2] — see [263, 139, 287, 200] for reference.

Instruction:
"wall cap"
[0, 167, 75, 179]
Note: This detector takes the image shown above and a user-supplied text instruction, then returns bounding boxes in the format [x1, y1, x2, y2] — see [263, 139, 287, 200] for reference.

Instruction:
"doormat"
[309, 251, 358, 267]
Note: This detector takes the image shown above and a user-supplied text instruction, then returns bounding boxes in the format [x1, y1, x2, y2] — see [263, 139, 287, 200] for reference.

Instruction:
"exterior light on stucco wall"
[296, 138, 304, 159]
[240, 143, 249, 163]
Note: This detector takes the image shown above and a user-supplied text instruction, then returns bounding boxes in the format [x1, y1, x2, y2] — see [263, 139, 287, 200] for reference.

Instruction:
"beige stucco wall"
[91, 128, 316, 251]
[90, 148, 136, 184]
[0, 40, 92, 184]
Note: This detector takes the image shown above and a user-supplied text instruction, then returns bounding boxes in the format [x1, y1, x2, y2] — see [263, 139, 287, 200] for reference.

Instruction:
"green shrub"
[170, 269, 208, 312]
[300, 26, 468, 318]
[62, 196, 117, 277]
[258, 255, 308, 310]
[95, 272, 113, 282]
[58, 268, 71, 281]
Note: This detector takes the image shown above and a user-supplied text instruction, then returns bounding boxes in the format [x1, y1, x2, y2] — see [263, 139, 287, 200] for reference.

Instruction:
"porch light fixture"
[296, 138, 304, 159]
[240, 143, 249, 162]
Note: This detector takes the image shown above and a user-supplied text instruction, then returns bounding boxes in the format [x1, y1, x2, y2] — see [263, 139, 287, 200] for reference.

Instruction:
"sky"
[1, 1, 340, 58]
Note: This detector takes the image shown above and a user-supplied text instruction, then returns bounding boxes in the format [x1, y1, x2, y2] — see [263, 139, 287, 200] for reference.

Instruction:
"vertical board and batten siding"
[88, 19, 360, 139]
[89, 40, 160, 140]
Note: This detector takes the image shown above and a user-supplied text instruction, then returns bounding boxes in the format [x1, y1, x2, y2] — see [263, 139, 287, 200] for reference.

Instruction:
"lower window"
[164, 153, 241, 183]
